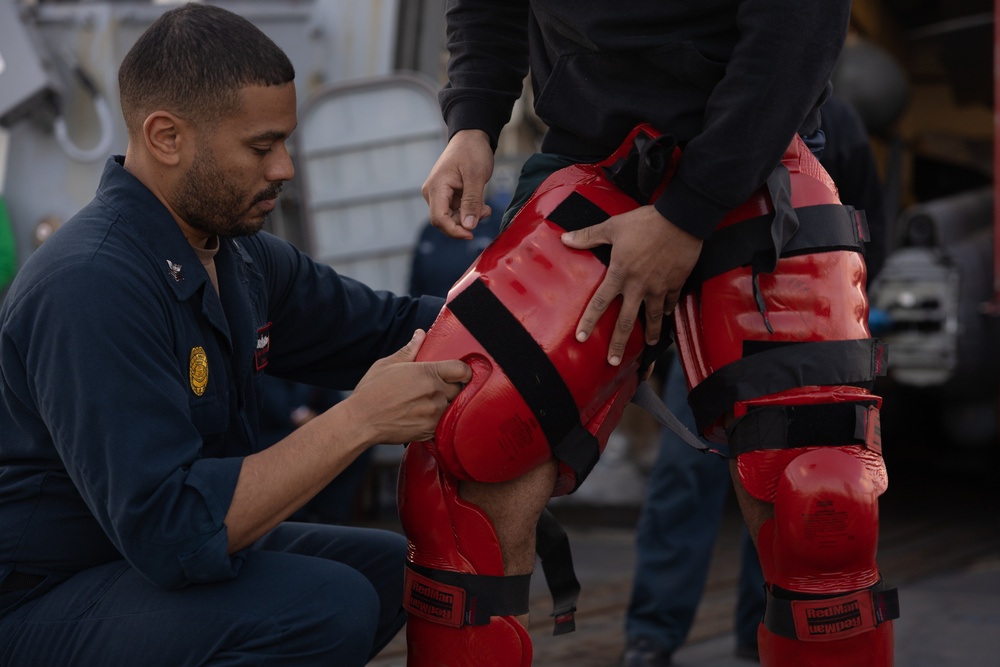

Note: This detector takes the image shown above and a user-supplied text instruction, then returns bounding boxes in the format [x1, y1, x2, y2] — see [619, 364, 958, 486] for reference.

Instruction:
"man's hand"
[225, 330, 468, 552]
[421, 129, 495, 239]
[561, 206, 704, 365]
[346, 329, 472, 444]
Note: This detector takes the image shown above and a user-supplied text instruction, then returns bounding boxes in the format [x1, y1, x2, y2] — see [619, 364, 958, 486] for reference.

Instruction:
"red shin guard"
[412, 124, 679, 496]
[399, 442, 533, 667]
[755, 448, 895, 667]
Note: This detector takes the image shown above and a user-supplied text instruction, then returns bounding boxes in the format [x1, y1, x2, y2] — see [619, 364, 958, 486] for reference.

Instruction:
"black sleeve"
[656, 0, 852, 239]
[438, 0, 531, 149]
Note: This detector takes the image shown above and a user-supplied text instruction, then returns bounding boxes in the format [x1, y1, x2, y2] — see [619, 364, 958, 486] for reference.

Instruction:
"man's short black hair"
[118, 3, 295, 137]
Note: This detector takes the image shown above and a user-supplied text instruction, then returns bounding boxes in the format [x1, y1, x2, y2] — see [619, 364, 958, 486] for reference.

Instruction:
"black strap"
[684, 204, 870, 295]
[535, 509, 581, 635]
[764, 582, 900, 641]
[545, 191, 612, 265]
[630, 382, 725, 457]
[404, 512, 583, 635]
[756, 165, 797, 332]
[550, 425, 602, 490]
[727, 401, 879, 456]
[448, 279, 601, 489]
[407, 562, 531, 625]
[546, 191, 611, 234]
[687, 339, 888, 435]
[601, 131, 678, 204]
[763, 164, 801, 272]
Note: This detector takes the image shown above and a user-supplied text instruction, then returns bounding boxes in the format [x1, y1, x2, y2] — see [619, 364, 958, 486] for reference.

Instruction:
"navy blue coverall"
[0, 157, 441, 666]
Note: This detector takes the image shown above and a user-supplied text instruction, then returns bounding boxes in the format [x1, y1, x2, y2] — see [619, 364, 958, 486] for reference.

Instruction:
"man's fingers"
[561, 221, 611, 250]
[422, 129, 495, 238]
[575, 267, 625, 343]
[394, 329, 426, 362]
[563, 206, 704, 365]
[642, 295, 668, 346]
[426, 187, 474, 240]
[607, 292, 644, 366]
[664, 288, 682, 318]
[435, 358, 473, 387]
[459, 192, 488, 230]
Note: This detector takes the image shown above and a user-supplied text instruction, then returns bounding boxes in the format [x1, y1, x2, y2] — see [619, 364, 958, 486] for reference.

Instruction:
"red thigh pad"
[672, 136, 887, 501]
[415, 125, 679, 495]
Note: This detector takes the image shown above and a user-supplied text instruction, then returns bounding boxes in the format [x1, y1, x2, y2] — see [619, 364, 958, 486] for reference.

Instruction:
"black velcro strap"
[684, 204, 870, 294]
[764, 582, 900, 642]
[546, 191, 612, 266]
[728, 401, 880, 457]
[551, 425, 602, 491]
[406, 562, 531, 626]
[447, 279, 600, 487]
[535, 509, 581, 635]
[630, 382, 725, 457]
[687, 339, 888, 435]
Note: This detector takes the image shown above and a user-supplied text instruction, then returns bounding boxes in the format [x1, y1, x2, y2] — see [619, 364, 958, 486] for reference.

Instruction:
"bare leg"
[459, 459, 559, 626]
[729, 459, 773, 549]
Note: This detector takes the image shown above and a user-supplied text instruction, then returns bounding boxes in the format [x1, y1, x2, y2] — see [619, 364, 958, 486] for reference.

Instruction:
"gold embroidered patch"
[189, 346, 209, 396]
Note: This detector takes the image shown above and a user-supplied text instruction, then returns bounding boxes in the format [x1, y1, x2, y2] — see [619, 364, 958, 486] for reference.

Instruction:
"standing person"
[621, 93, 889, 666]
[0, 5, 470, 666]
[405, 2, 897, 666]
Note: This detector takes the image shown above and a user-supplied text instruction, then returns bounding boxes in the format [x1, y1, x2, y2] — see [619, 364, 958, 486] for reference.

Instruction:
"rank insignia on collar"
[189, 346, 209, 396]
[166, 259, 184, 282]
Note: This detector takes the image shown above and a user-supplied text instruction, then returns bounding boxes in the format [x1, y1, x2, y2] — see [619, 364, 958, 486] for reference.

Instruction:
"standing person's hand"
[422, 130, 495, 239]
[344, 329, 472, 444]
[561, 206, 704, 365]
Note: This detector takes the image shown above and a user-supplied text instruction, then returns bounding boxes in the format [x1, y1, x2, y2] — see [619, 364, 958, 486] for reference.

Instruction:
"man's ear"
[141, 111, 189, 166]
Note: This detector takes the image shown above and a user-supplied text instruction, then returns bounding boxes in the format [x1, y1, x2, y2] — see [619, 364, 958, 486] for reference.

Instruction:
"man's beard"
[174, 149, 283, 238]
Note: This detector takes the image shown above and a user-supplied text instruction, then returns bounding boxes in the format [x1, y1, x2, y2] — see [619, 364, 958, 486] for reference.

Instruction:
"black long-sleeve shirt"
[439, 0, 851, 239]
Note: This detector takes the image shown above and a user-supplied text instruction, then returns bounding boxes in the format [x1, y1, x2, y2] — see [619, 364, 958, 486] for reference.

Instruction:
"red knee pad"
[769, 448, 880, 592]
[414, 124, 680, 495]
